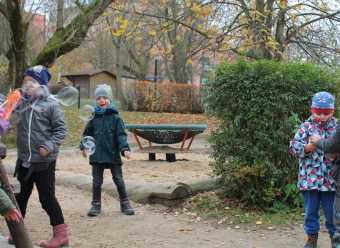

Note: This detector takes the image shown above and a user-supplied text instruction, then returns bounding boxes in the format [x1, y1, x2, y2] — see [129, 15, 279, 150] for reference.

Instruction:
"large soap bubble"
[82, 136, 95, 144]
[31, 99, 48, 112]
[22, 82, 49, 99]
[54, 87, 79, 106]
[20, 84, 50, 113]
[82, 136, 96, 155]
[79, 105, 94, 121]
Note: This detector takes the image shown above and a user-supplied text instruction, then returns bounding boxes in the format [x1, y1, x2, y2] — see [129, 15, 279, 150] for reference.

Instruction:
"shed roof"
[61, 69, 114, 77]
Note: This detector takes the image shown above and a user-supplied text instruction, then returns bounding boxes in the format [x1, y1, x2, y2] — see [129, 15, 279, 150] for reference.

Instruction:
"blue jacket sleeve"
[289, 123, 311, 158]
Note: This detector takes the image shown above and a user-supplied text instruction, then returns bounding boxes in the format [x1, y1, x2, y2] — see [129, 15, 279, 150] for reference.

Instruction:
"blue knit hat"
[311, 91, 335, 114]
[94, 84, 113, 102]
[23, 65, 52, 86]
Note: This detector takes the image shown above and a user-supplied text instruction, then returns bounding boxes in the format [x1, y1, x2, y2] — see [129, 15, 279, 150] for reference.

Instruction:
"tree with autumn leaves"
[100, 0, 340, 78]
[0, 0, 115, 89]
[1, 0, 340, 91]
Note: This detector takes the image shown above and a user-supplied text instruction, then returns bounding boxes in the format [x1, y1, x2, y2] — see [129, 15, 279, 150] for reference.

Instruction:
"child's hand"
[310, 135, 322, 144]
[5, 207, 21, 222]
[82, 149, 87, 158]
[39, 147, 48, 156]
[328, 153, 340, 159]
[305, 142, 317, 153]
[124, 151, 131, 159]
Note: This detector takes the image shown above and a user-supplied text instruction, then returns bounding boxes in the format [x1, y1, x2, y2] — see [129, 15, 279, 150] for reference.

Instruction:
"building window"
[202, 58, 213, 70]
[201, 77, 208, 84]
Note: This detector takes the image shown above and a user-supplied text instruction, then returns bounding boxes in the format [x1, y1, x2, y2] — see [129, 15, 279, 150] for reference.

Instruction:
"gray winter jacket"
[316, 124, 340, 154]
[15, 95, 67, 162]
[316, 123, 340, 179]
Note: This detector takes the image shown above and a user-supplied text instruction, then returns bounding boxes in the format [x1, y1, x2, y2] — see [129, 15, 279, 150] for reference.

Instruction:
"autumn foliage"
[123, 81, 204, 114]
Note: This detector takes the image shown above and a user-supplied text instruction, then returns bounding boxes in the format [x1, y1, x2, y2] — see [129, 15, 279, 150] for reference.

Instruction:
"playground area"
[0, 147, 333, 247]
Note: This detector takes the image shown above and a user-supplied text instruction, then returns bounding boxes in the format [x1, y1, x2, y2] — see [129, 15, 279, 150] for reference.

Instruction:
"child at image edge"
[80, 84, 134, 216]
[12, 65, 68, 248]
[289, 91, 338, 248]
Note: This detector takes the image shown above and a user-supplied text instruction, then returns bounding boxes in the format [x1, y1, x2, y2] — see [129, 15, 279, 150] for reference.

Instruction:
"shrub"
[123, 81, 204, 114]
[202, 59, 340, 210]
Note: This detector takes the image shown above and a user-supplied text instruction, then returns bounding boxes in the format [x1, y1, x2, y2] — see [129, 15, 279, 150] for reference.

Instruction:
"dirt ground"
[0, 139, 334, 247]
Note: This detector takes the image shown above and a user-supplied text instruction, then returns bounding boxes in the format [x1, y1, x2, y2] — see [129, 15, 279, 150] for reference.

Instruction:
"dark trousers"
[332, 180, 340, 247]
[15, 161, 65, 226]
[92, 163, 128, 200]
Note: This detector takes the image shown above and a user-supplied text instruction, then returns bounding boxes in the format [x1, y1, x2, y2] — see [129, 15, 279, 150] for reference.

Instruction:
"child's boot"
[40, 223, 69, 248]
[8, 235, 14, 244]
[120, 198, 134, 215]
[88, 200, 101, 216]
[330, 233, 334, 248]
[303, 233, 318, 248]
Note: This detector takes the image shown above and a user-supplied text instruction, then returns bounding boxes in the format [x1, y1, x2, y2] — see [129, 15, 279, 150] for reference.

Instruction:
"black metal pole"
[154, 58, 158, 82]
[76, 85, 81, 109]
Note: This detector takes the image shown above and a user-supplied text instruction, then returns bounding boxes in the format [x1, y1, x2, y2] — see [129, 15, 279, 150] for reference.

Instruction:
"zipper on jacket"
[99, 115, 105, 163]
[27, 104, 35, 162]
[27, 98, 40, 162]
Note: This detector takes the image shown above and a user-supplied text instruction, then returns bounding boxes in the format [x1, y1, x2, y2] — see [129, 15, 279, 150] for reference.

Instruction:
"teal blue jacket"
[0, 182, 14, 216]
[80, 108, 130, 166]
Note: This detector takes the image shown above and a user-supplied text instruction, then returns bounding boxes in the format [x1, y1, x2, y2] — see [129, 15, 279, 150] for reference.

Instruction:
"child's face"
[312, 112, 333, 125]
[22, 76, 41, 96]
[96, 96, 110, 110]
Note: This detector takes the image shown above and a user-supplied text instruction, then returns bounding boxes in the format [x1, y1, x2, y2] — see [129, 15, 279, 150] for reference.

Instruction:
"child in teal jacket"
[0, 182, 21, 222]
[80, 84, 134, 216]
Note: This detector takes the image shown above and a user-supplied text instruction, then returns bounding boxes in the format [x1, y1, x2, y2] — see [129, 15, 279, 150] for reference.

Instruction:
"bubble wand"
[1, 90, 21, 120]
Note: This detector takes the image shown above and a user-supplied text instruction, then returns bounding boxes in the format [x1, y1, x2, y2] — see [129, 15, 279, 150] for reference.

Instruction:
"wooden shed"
[61, 69, 136, 100]
[61, 69, 116, 100]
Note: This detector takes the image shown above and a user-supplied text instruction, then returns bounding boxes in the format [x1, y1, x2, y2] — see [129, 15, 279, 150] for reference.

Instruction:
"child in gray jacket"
[11, 65, 68, 248]
[311, 129, 340, 248]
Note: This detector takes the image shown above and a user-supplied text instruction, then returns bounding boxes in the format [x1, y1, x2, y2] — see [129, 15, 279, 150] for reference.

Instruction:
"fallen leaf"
[162, 207, 173, 213]
[177, 228, 195, 232]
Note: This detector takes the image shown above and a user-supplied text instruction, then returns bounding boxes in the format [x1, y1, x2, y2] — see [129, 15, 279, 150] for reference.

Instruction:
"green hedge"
[202, 59, 340, 210]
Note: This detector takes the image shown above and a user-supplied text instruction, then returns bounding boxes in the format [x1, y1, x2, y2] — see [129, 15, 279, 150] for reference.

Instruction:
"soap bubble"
[31, 99, 48, 112]
[20, 84, 50, 113]
[85, 142, 96, 155]
[22, 82, 49, 99]
[54, 87, 79, 106]
[82, 136, 96, 155]
[79, 105, 94, 121]
[82, 136, 95, 145]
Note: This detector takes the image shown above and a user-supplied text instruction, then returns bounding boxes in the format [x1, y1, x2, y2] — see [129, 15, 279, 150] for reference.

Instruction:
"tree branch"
[31, 0, 116, 67]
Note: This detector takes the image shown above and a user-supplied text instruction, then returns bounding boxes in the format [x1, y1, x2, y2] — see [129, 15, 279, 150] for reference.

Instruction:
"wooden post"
[0, 142, 6, 159]
[0, 143, 34, 248]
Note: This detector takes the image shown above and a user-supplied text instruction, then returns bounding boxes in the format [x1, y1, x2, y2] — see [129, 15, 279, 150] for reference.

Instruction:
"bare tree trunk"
[115, 37, 128, 110]
[3, 0, 116, 89]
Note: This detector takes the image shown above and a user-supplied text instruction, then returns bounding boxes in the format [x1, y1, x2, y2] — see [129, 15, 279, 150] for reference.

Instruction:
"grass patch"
[0, 132, 17, 149]
[180, 190, 310, 231]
